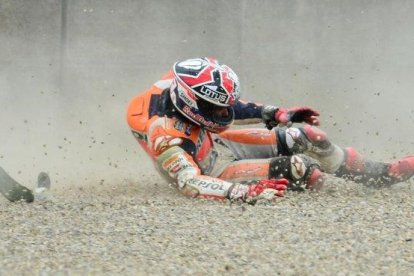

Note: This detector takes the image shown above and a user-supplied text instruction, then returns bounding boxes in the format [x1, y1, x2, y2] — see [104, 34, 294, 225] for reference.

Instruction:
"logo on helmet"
[225, 69, 240, 104]
[199, 85, 228, 104]
[174, 80, 197, 108]
[176, 58, 207, 71]
[182, 105, 216, 128]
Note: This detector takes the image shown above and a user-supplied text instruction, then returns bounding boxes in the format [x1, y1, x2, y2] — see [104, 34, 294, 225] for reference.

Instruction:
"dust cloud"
[1, 1, 414, 274]
[1, 0, 413, 187]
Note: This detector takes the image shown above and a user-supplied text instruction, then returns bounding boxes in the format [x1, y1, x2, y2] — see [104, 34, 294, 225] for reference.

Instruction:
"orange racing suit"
[127, 71, 327, 201]
[127, 72, 414, 201]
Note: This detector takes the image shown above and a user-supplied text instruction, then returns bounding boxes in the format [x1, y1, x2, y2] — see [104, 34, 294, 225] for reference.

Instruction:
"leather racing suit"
[127, 72, 414, 201]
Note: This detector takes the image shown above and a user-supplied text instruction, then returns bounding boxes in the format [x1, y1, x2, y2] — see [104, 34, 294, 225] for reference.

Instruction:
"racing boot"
[336, 148, 414, 186]
[269, 154, 326, 191]
[388, 156, 414, 182]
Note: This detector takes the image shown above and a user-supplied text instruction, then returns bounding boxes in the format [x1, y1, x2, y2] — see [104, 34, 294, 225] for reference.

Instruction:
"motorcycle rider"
[127, 57, 414, 203]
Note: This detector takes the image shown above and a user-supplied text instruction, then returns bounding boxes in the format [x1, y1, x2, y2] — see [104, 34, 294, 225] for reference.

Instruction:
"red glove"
[247, 178, 289, 198]
[275, 106, 320, 126]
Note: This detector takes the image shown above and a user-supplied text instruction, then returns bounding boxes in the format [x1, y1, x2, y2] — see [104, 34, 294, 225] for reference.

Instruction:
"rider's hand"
[275, 106, 320, 126]
[262, 105, 320, 129]
[228, 178, 289, 204]
[247, 178, 289, 199]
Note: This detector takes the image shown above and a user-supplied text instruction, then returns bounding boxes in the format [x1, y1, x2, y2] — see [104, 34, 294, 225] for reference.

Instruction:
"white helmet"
[170, 57, 240, 133]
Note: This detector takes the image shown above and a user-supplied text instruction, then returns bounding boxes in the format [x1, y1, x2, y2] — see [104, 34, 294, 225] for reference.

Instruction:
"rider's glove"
[228, 178, 289, 204]
[262, 105, 320, 129]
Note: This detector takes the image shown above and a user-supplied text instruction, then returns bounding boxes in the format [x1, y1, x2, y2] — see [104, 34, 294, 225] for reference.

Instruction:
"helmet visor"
[196, 97, 234, 126]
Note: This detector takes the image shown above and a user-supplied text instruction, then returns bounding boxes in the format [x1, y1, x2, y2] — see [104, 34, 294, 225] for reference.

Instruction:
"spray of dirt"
[1, 0, 413, 188]
[1, 1, 414, 274]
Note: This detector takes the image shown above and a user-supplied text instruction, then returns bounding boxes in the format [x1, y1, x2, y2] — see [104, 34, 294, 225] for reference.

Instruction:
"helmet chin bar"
[181, 105, 226, 130]
[173, 99, 232, 133]
[196, 96, 235, 126]
[212, 106, 234, 125]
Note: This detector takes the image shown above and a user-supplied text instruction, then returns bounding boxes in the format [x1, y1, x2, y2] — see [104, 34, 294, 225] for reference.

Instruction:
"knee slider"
[277, 127, 310, 155]
[289, 154, 320, 182]
[278, 126, 330, 155]
[269, 154, 320, 190]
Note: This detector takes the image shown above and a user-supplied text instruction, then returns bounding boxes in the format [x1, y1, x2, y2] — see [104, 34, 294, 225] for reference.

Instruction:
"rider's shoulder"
[150, 117, 200, 139]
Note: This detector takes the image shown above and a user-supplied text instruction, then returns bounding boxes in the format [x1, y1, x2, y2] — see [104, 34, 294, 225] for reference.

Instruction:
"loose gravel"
[1, 175, 413, 275]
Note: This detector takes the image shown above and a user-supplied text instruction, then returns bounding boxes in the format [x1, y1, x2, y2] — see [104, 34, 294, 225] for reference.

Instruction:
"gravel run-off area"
[1, 174, 413, 275]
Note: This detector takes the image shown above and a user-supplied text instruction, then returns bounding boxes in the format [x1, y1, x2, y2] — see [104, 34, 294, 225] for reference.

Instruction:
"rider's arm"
[233, 100, 320, 128]
[155, 145, 259, 202]
[233, 99, 264, 125]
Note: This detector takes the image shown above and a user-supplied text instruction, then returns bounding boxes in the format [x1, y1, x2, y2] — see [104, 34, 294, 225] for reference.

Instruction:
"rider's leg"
[277, 125, 414, 186]
[215, 155, 324, 191]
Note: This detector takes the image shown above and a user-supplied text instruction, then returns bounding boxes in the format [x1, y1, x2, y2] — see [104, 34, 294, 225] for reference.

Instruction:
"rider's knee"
[277, 125, 331, 155]
[276, 126, 345, 173]
[276, 127, 308, 155]
[269, 154, 322, 190]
